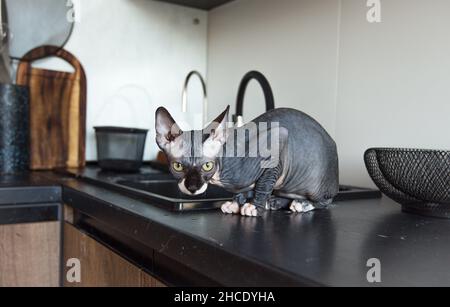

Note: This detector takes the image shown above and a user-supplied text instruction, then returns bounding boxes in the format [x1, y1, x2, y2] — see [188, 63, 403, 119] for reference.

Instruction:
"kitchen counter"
[0, 173, 61, 224]
[1, 171, 450, 286]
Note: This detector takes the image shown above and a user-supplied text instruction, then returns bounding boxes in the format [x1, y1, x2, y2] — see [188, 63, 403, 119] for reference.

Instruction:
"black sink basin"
[118, 180, 234, 200]
[115, 180, 381, 211]
[117, 179, 234, 211]
[62, 166, 382, 212]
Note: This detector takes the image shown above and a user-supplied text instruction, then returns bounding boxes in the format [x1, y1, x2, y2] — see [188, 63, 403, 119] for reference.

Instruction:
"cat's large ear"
[155, 107, 183, 152]
[203, 106, 230, 158]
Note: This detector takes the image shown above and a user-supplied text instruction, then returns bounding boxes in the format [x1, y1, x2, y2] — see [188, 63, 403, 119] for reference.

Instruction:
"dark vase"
[0, 83, 30, 174]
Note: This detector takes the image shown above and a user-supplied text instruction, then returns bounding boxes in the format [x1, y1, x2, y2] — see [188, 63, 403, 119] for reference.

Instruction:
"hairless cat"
[155, 106, 339, 217]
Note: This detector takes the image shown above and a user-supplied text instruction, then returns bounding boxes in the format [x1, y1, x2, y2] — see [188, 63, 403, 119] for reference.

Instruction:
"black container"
[0, 84, 30, 174]
[365, 148, 450, 219]
[95, 126, 148, 172]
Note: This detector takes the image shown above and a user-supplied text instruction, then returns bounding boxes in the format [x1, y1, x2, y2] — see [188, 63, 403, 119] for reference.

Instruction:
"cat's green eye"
[202, 162, 215, 172]
[172, 162, 184, 172]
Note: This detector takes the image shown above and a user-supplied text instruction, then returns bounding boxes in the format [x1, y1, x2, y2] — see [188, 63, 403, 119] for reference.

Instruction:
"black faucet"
[233, 71, 275, 127]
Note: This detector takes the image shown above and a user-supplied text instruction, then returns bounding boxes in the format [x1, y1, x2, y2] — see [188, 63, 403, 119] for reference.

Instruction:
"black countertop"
[1, 171, 450, 286]
[0, 173, 61, 224]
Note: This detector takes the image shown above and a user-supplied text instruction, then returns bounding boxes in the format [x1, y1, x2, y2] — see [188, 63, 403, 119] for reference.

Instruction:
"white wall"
[336, 0, 450, 186]
[38, 0, 208, 161]
[34, 0, 450, 184]
[208, 0, 450, 187]
[207, 0, 341, 135]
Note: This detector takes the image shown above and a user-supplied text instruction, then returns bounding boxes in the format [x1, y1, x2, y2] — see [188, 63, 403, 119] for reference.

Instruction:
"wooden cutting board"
[16, 46, 87, 170]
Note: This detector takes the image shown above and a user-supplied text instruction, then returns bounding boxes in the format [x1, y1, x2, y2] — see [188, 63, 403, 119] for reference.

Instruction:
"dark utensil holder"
[0, 83, 30, 174]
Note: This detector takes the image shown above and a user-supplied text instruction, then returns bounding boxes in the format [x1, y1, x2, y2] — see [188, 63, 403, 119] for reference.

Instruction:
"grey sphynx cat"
[155, 106, 339, 217]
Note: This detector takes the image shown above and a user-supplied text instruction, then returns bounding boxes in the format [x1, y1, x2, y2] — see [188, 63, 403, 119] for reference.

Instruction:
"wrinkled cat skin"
[155, 106, 339, 217]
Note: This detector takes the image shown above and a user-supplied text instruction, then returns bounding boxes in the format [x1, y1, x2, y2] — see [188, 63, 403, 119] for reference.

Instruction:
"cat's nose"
[187, 184, 198, 194]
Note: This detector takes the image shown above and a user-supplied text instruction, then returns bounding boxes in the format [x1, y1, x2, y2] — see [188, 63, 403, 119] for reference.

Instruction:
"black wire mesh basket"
[365, 148, 450, 218]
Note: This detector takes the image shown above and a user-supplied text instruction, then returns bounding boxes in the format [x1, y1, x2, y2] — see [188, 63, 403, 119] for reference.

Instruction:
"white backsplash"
[35, 0, 208, 161]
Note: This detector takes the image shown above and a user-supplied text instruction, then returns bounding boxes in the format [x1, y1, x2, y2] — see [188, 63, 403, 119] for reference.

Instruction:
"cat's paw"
[221, 201, 240, 214]
[267, 196, 291, 211]
[290, 200, 316, 213]
[240, 203, 258, 217]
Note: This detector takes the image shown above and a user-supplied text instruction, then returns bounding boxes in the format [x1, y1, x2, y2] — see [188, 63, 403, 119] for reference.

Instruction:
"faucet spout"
[182, 71, 208, 126]
[233, 71, 275, 127]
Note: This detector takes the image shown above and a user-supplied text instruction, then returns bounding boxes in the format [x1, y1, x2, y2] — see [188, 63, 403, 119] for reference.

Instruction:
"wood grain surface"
[63, 222, 167, 287]
[16, 46, 87, 170]
[0, 222, 60, 287]
[63, 223, 142, 287]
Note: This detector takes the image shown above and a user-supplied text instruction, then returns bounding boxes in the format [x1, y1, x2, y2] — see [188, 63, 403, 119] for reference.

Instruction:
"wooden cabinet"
[0, 222, 60, 287]
[141, 270, 167, 287]
[63, 222, 166, 287]
[0, 218, 167, 287]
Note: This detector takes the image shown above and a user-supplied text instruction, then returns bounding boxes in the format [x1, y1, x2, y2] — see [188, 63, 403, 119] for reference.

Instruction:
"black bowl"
[95, 126, 148, 172]
[365, 148, 450, 218]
